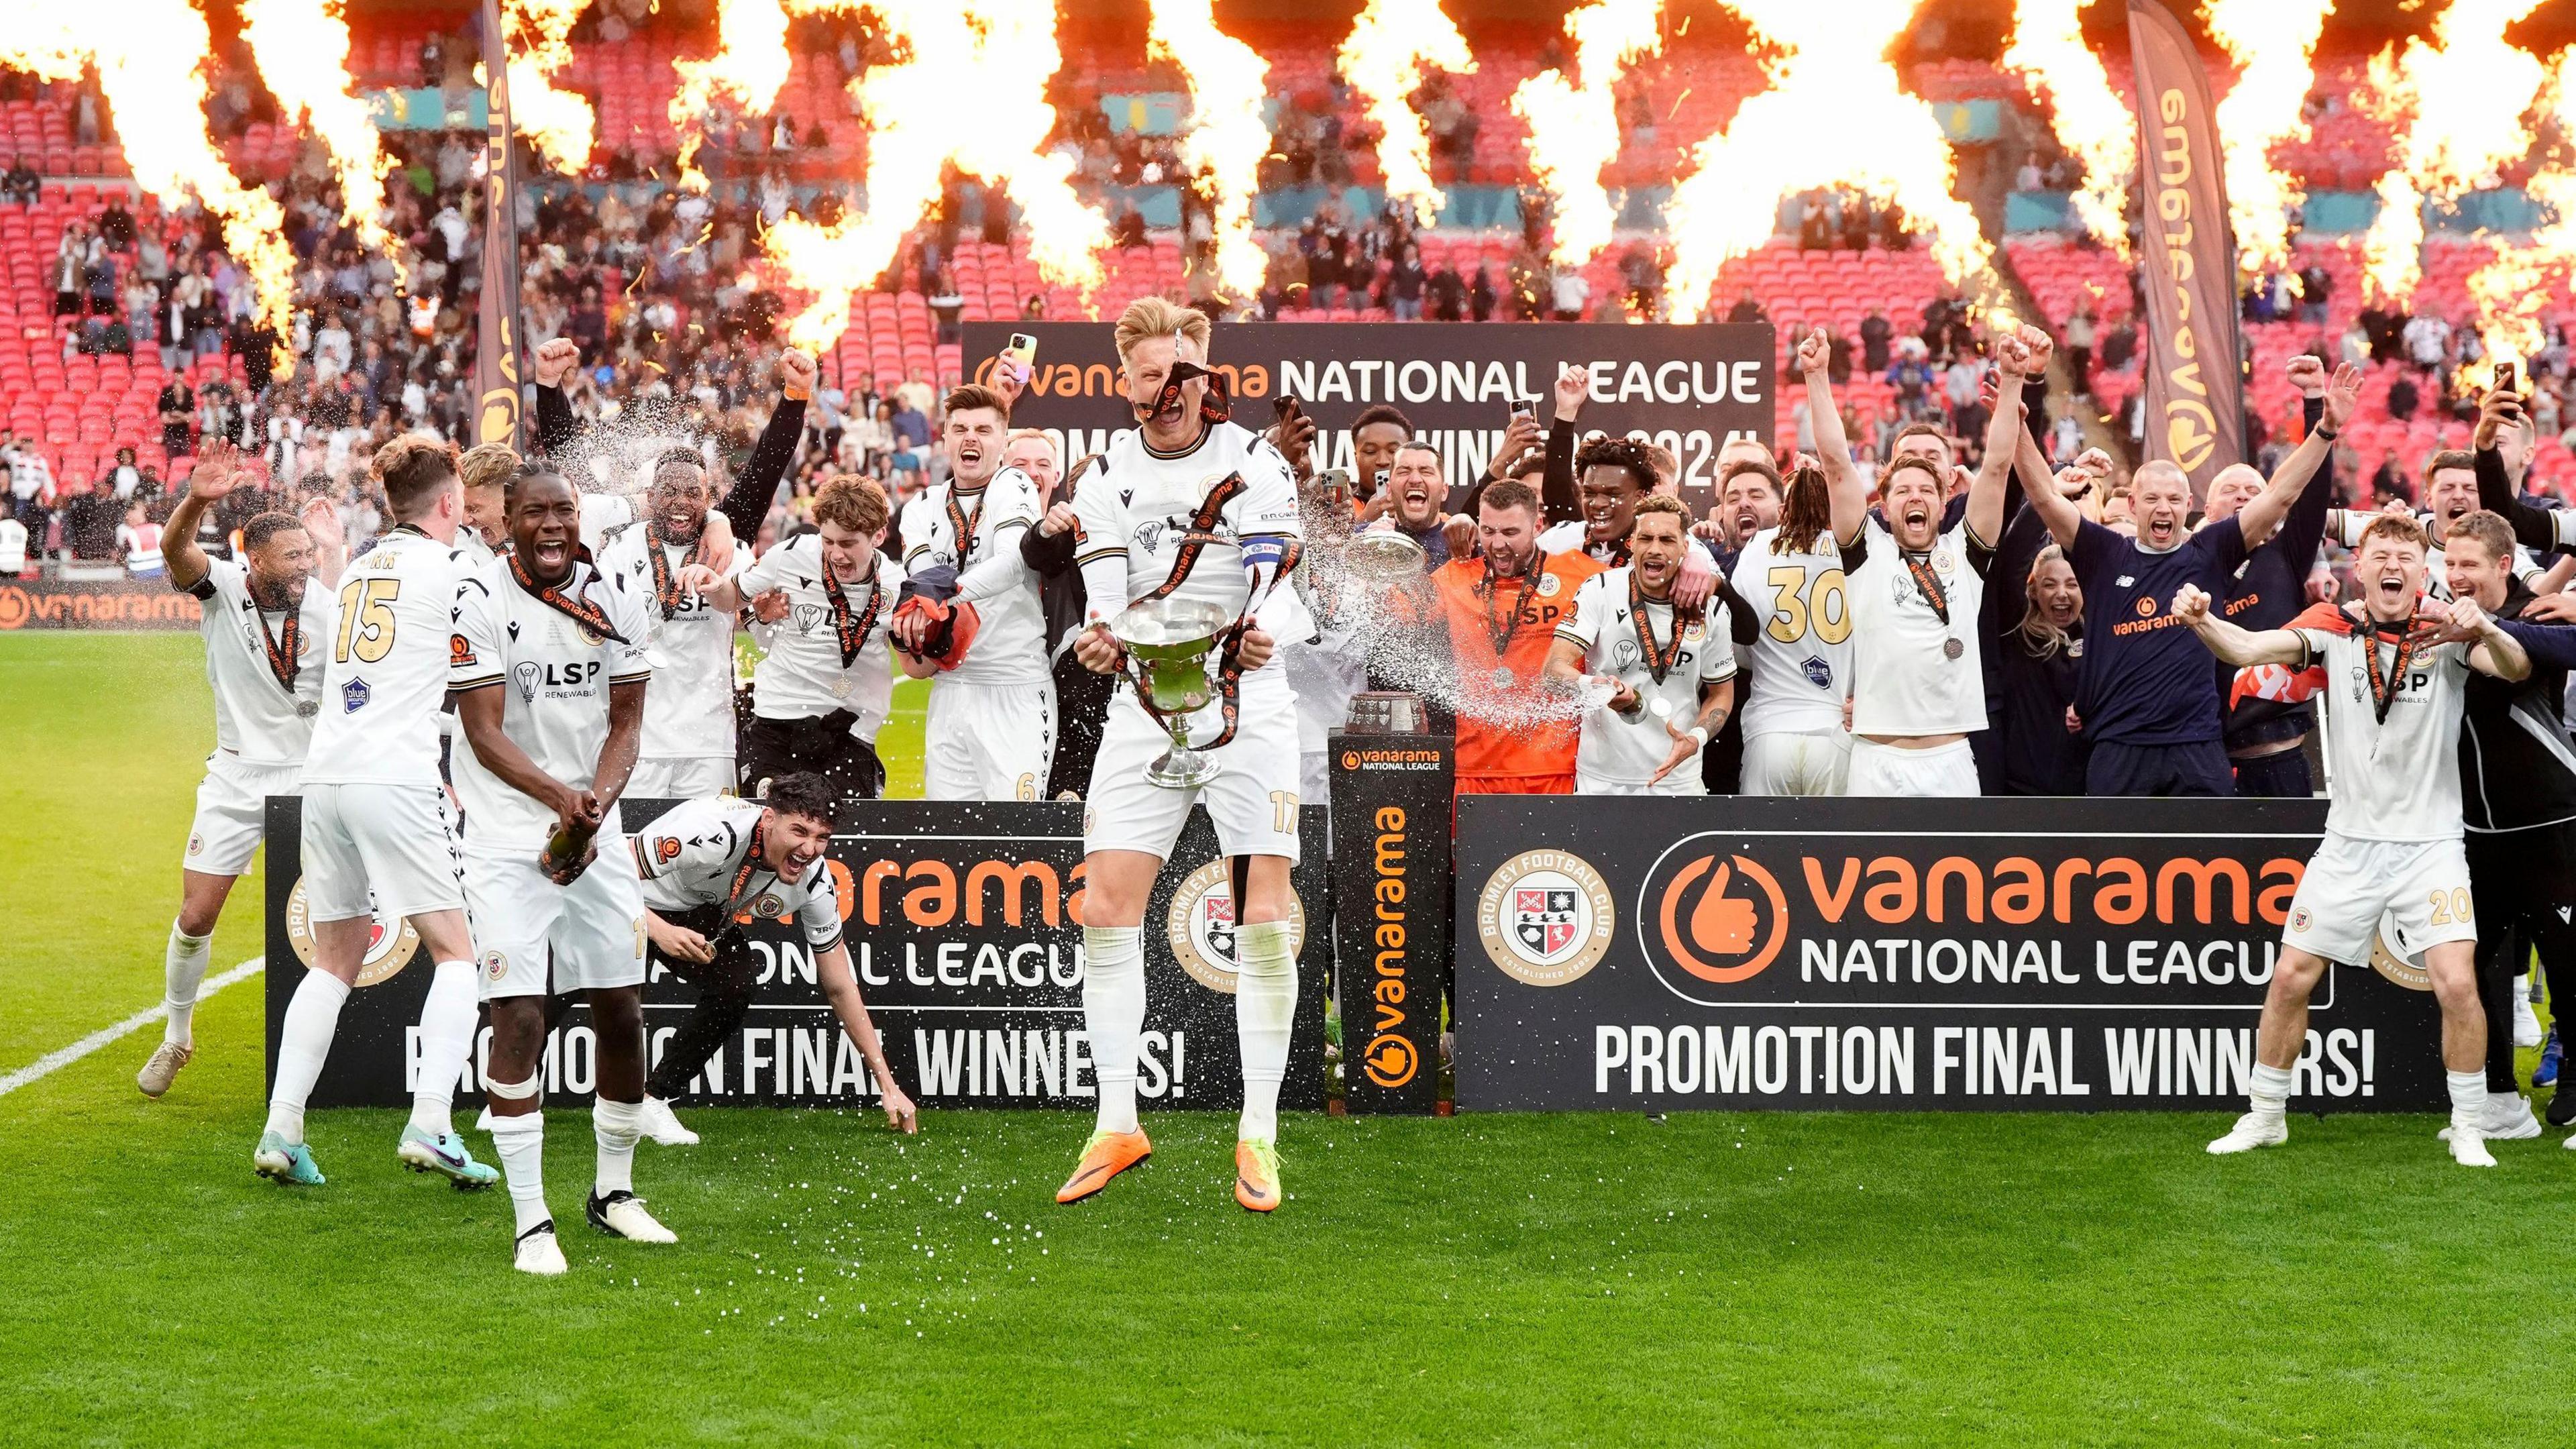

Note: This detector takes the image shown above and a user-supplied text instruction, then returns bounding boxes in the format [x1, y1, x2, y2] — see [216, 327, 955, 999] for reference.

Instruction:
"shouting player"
[449, 462, 665, 1273]
[629, 773, 917, 1144]
[138, 443, 343, 1097]
[894, 376, 1056, 800]
[1061, 298, 1307, 1212]
[1548, 494, 1736, 793]
[698, 476, 908, 803]
[2175, 513, 2532, 1166]
[259, 437, 498, 1190]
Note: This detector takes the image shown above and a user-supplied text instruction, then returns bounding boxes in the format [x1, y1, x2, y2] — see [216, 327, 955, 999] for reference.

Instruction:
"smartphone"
[1273, 395, 1301, 423]
[1004, 332, 1038, 375]
[1508, 399, 1534, 422]
[2496, 360, 2518, 395]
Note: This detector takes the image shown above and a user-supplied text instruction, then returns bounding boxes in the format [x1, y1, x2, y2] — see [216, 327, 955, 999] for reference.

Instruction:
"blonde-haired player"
[1547, 494, 1735, 794]
[1061, 297, 1309, 1212]
[2176, 512, 2531, 1167]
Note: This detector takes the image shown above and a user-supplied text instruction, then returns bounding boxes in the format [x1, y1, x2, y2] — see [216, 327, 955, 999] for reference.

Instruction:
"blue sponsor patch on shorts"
[341, 678, 371, 712]
[1803, 655, 1833, 690]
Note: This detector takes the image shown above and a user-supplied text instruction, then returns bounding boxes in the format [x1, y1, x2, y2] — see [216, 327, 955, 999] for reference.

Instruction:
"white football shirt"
[2333, 509, 2541, 602]
[186, 555, 338, 767]
[592, 514, 746, 759]
[1556, 566, 1736, 786]
[302, 527, 472, 786]
[737, 533, 907, 741]
[1537, 521, 1719, 574]
[631, 796, 844, 949]
[1730, 526, 1853, 738]
[447, 553, 653, 853]
[1844, 517, 1990, 738]
[900, 467, 1049, 685]
[2291, 608, 2473, 841]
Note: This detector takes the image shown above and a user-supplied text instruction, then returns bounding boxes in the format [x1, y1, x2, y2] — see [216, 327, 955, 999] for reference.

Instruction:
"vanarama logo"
[1343, 745, 1444, 772]
[1477, 848, 1614, 987]
[971, 354, 1272, 401]
[1361, 806, 1426, 1087]
[284, 877, 421, 986]
[1641, 843, 1789, 992]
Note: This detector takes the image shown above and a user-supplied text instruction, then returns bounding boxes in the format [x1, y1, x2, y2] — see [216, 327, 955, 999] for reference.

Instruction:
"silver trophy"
[1110, 598, 1232, 788]
[1342, 528, 1428, 579]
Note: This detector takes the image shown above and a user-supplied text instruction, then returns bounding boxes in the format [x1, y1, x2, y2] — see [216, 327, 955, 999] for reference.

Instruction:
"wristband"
[1686, 725, 1709, 748]
[2311, 423, 2338, 441]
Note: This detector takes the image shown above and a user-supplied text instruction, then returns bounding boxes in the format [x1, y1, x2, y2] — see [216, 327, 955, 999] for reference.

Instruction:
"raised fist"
[532, 337, 581, 389]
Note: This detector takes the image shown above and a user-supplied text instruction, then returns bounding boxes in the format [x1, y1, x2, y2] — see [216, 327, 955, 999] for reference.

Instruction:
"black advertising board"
[1452, 796, 2447, 1113]
[961, 321, 1775, 516]
[264, 798, 1330, 1111]
[1328, 729, 1454, 1114]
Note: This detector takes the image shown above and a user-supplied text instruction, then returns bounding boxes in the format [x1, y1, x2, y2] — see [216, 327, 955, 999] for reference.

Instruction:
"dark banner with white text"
[1453, 796, 2444, 1112]
[961, 321, 1775, 518]
[264, 799, 1330, 1110]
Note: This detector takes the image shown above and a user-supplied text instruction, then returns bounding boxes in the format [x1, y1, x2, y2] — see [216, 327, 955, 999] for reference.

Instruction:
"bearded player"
[137, 442, 343, 1097]
[1546, 494, 1735, 794]
[2175, 513, 2531, 1167]
[450, 462, 665, 1273]
[1061, 298, 1307, 1213]
[259, 436, 498, 1190]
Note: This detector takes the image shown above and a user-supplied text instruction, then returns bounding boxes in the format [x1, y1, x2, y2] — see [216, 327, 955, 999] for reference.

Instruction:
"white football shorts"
[1085, 683, 1302, 865]
[1739, 729, 1853, 796]
[629, 755, 737, 799]
[922, 676, 1056, 802]
[1844, 737, 1979, 798]
[463, 839, 647, 1001]
[2283, 833, 2477, 966]
[185, 753, 301, 876]
[301, 781, 466, 922]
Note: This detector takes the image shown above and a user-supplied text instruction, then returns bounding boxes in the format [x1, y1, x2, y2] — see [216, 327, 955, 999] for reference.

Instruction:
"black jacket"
[2461, 577, 2576, 833]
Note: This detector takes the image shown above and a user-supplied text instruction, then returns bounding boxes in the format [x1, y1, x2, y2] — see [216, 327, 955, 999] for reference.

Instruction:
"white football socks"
[263, 969, 351, 1144]
[406, 960, 480, 1138]
[162, 920, 211, 1045]
[2447, 1069, 2489, 1131]
[1234, 919, 1298, 1143]
[488, 1105, 550, 1237]
[594, 1097, 642, 1196]
[2247, 1061, 2293, 1122]
[1083, 925, 1146, 1135]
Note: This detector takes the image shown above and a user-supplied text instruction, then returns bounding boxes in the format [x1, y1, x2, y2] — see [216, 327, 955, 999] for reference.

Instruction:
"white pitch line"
[0, 957, 265, 1099]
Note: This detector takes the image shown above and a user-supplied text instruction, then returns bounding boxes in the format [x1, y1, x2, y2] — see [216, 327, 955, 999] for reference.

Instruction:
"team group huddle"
[136, 297, 2576, 1275]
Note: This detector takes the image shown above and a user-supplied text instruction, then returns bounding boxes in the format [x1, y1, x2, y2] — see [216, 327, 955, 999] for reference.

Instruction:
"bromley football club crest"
[1165, 859, 1306, 994]
[1477, 849, 1615, 987]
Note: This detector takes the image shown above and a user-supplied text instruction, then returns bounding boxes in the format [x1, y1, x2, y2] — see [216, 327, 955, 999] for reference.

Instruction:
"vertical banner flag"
[2127, 0, 2246, 497]
[474, 0, 525, 447]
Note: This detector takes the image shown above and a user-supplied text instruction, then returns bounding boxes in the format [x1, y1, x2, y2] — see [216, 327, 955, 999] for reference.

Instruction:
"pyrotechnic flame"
[763, 0, 1106, 354]
[2002, 0, 2132, 254]
[1336, 0, 1476, 228]
[2463, 51, 2576, 388]
[1148, 0, 1271, 301]
[504, 0, 596, 173]
[2360, 0, 2548, 303]
[669, 0, 791, 189]
[2204, 0, 2332, 277]
[0, 4, 298, 373]
[239, 0, 400, 270]
[1511, 0, 1662, 268]
[1663, 0, 1993, 323]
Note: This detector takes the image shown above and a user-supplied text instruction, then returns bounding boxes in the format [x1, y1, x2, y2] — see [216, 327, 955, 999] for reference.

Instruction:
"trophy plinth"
[1110, 598, 1232, 788]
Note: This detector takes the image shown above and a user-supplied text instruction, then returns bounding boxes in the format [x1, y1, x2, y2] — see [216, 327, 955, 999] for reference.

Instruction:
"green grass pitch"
[0, 632, 2564, 1445]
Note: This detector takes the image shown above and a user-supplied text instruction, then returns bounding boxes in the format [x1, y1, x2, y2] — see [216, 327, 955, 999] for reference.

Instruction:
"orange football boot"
[1234, 1138, 1281, 1213]
[1056, 1128, 1152, 1204]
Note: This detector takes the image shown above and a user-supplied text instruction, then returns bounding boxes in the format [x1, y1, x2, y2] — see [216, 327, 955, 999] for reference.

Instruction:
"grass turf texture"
[2, 632, 2565, 1445]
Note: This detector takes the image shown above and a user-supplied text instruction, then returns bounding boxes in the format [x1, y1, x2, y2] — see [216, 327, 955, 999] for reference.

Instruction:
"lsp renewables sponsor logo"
[1477, 848, 1615, 987]
[1631, 832, 2310, 1005]
[1163, 858, 1307, 994]
[283, 877, 421, 986]
[1360, 806, 1423, 1087]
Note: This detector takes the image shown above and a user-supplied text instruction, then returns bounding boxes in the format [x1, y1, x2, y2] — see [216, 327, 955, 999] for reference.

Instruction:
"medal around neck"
[1112, 598, 1231, 788]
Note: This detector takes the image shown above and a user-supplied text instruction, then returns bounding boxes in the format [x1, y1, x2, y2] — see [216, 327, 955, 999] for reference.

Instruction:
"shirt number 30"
[335, 578, 400, 663]
[1765, 566, 1851, 646]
